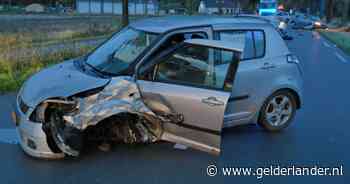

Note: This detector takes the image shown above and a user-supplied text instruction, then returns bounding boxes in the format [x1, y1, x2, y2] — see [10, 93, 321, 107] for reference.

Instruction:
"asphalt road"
[0, 30, 349, 183]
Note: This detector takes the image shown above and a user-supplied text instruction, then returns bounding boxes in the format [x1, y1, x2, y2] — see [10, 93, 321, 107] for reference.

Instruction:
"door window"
[216, 30, 265, 60]
[155, 45, 235, 91]
[145, 32, 208, 66]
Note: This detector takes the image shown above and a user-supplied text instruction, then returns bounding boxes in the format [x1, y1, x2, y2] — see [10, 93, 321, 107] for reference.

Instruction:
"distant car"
[309, 16, 328, 29]
[13, 16, 303, 159]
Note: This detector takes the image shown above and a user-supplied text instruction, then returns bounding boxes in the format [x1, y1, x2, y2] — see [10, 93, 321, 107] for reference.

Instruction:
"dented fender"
[64, 76, 160, 130]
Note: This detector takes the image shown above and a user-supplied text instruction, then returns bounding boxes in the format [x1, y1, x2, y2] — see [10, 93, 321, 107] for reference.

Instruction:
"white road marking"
[312, 31, 321, 40]
[0, 129, 18, 144]
[323, 41, 331, 48]
[335, 52, 348, 63]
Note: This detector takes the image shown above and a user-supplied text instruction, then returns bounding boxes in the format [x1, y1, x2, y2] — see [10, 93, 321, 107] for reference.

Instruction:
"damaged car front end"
[15, 57, 167, 158]
[16, 69, 166, 158]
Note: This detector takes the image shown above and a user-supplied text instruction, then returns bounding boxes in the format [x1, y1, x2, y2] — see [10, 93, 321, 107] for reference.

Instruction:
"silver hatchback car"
[13, 16, 303, 159]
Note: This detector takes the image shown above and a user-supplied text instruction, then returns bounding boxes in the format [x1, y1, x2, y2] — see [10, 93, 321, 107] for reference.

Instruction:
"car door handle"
[201, 97, 224, 106]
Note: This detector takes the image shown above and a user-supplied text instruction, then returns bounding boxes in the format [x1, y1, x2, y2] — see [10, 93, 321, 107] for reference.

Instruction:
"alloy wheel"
[265, 95, 293, 126]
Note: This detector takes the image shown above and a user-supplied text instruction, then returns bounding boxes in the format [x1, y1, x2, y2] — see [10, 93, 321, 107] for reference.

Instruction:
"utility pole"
[134, 0, 136, 15]
[343, 0, 349, 22]
[144, 0, 148, 16]
[112, 0, 115, 14]
[88, 0, 91, 14]
[122, 0, 129, 27]
[233, 0, 239, 15]
[326, 0, 334, 22]
[217, 0, 224, 15]
[320, 0, 326, 18]
[101, 0, 104, 14]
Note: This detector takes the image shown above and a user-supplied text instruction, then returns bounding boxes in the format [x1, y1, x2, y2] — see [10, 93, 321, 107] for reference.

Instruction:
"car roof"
[130, 16, 270, 33]
[185, 39, 243, 53]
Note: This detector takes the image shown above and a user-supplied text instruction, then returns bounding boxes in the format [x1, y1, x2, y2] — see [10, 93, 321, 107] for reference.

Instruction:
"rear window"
[215, 30, 265, 60]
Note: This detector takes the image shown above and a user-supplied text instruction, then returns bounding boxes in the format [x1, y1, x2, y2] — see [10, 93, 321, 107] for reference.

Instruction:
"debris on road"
[173, 144, 188, 150]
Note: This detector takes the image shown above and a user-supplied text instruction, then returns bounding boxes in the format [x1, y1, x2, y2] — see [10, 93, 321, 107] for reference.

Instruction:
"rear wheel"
[258, 91, 297, 132]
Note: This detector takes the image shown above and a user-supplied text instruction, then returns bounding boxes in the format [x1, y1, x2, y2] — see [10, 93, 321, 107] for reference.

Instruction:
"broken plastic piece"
[173, 143, 188, 150]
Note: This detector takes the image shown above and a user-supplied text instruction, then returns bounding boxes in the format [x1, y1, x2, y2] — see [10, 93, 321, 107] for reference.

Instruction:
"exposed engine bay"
[32, 77, 165, 157]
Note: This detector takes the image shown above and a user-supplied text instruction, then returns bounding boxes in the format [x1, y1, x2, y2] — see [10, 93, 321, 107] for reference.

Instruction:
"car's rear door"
[212, 26, 269, 127]
[137, 40, 242, 155]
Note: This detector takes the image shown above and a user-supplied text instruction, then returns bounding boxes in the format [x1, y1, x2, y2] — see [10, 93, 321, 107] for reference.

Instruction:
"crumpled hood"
[20, 60, 110, 107]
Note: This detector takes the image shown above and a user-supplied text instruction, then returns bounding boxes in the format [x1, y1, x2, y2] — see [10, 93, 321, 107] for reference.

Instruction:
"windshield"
[260, 2, 277, 9]
[86, 27, 158, 75]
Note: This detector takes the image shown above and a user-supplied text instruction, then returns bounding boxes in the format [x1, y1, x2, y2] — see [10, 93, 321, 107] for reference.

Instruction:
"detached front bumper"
[13, 102, 64, 159]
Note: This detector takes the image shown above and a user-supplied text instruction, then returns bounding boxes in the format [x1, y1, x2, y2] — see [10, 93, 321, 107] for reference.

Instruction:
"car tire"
[258, 90, 297, 132]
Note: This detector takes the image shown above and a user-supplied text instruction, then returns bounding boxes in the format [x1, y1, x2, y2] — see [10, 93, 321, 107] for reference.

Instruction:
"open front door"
[137, 39, 242, 155]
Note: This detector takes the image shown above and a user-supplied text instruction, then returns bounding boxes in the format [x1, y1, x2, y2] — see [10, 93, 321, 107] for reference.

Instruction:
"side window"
[183, 32, 208, 40]
[163, 32, 208, 48]
[155, 45, 234, 91]
[216, 30, 265, 60]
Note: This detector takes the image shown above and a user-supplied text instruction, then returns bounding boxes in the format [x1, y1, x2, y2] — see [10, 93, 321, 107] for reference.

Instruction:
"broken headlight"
[29, 87, 104, 123]
[29, 99, 78, 123]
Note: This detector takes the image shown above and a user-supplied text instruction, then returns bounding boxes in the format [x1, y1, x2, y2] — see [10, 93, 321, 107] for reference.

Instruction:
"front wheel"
[258, 91, 297, 132]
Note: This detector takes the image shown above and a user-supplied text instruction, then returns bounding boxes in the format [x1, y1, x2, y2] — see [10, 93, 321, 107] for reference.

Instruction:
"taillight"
[286, 54, 299, 64]
[287, 54, 303, 75]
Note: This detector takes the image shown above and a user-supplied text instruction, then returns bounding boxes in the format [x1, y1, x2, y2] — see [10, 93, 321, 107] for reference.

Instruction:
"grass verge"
[319, 31, 350, 55]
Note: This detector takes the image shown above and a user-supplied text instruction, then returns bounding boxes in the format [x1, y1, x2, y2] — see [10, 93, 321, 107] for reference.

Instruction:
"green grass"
[0, 47, 93, 93]
[0, 33, 110, 50]
[0, 15, 123, 49]
[0, 29, 113, 50]
[319, 31, 350, 55]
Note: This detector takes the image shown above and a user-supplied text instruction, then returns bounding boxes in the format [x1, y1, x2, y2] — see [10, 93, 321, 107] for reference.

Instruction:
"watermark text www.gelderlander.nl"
[206, 164, 344, 179]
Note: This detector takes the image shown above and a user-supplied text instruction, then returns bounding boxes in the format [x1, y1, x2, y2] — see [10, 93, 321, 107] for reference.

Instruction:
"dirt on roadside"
[327, 26, 350, 32]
